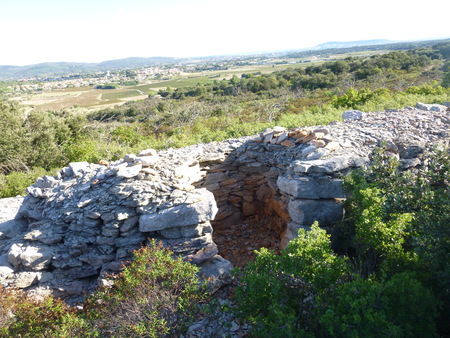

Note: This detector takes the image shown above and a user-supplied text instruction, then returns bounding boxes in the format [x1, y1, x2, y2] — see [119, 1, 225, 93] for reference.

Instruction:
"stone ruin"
[0, 102, 449, 301]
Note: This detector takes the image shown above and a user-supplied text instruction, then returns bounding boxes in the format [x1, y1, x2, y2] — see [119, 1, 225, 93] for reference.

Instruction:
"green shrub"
[0, 286, 86, 337]
[343, 147, 449, 335]
[319, 272, 438, 337]
[235, 223, 348, 336]
[0, 167, 53, 198]
[84, 240, 207, 337]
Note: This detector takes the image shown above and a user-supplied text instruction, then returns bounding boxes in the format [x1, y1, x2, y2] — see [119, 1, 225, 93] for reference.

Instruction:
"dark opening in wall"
[194, 159, 290, 267]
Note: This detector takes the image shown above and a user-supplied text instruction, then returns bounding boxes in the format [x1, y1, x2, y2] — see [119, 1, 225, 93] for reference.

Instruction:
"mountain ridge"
[0, 56, 177, 80]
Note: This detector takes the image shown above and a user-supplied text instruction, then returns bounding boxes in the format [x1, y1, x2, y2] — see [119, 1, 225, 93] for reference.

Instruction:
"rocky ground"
[0, 197, 23, 224]
[213, 215, 281, 268]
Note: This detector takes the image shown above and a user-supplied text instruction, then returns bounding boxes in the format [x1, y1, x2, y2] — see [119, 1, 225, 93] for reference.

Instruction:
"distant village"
[8, 65, 184, 93]
[5, 55, 305, 94]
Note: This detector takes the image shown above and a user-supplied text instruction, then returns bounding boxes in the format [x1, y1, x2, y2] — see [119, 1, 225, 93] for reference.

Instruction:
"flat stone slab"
[292, 156, 368, 174]
[139, 190, 218, 232]
[288, 199, 344, 226]
[277, 176, 345, 199]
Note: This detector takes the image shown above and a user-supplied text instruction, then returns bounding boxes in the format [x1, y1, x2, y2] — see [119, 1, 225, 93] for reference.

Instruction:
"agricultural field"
[1, 49, 414, 113]
[11, 86, 148, 112]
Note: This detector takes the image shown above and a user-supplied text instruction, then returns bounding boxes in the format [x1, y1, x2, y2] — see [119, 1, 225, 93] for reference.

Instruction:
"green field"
[101, 89, 144, 101]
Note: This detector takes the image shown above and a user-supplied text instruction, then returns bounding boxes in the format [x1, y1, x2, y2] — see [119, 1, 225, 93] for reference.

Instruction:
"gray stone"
[120, 215, 139, 232]
[123, 154, 137, 163]
[203, 172, 227, 186]
[136, 155, 159, 167]
[139, 190, 217, 232]
[185, 243, 218, 265]
[0, 219, 24, 238]
[301, 145, 316, 157]
[277, 176, 345, 199]
[306, 148, 329, 160]
[7, 244, 23, 268]
[68, 162, 90, 177]
[342, 110, 365, 121]
[115, 233, 146, 247]
[395, 138, 425, 159]
[19, 245, 54, 271]
[116, 163, 142, 178]
[199, 255, 233, 279]
[0, 254, 14, 279]
[293, 156, 368, 173]
[416, 102, 448, 113]
[138, 148, 158, 157]
[288, 199, 344, 226]
[163, 235, 213, 255]
[13, 271, 42, 288]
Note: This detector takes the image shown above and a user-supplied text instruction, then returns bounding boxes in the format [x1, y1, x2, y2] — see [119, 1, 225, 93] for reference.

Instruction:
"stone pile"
[254, 125, 341, 152]
[0, 102, 449, 300]
[0, 148, 232, 299]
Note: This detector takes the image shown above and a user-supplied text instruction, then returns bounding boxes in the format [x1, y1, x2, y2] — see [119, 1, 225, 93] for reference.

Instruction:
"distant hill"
[0, 57, 177, 80]
[286, 38, 450, 59]
[314, 39, 394, 49]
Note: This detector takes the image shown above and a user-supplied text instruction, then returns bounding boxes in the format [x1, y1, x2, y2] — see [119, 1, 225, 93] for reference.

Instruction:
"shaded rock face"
[0, 103, 449, 299]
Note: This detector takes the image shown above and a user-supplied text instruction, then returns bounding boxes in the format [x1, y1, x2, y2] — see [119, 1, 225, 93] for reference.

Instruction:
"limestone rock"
[416, 102, 448, 113]
[292, 156, 368, 173]
[139, 190, 218, 232]
[342, 110, 365, 121]
[288, 199, 344, 226]
[138, 148, 158, 157]
[277, 176, 345, 199]
[199, 254, 232, 279]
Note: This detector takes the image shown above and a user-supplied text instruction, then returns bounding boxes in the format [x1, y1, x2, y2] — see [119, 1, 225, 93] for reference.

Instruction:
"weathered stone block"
[293, 156, 368, 173]
[199, 255, 233, 279]
[162, 234, 213, 255]
[395, 138, 426, 159]
[12, 271, 42, 288]
[136, 155, 160, 167]
[288, 199, 343, 226]
[116, 163, 142, 178]
[139, 190, 217, 232]
[342, 110, 365, 121]
[203, 172, 228, 186]
[277, 176, 345, 199]
[11, 245, 54, 271]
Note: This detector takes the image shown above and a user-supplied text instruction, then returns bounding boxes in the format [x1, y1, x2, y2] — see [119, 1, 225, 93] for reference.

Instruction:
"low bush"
[235, 223, 349, 337]
[0, 167, 54, 198]
[83, 239, 207, 337]
[0, 286, 85, 337]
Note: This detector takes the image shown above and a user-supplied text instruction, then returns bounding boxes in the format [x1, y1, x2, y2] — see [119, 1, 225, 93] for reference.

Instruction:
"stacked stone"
[194, 140, 290, 235]
[254, 125, 340, 151]
[0, 148, 231, 298]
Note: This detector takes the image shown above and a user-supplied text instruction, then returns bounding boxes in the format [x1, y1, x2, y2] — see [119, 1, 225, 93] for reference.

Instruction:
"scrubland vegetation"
[235, 149, 449, 336]
[2, 41, 450, 197]
[0, 40, 450, 336]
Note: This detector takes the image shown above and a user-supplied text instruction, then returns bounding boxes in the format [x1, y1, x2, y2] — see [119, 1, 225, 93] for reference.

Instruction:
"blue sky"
[1, 0, 449, 66]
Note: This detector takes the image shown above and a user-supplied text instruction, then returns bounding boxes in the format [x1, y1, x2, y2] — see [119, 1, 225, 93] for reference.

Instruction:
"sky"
[1, 0, 449, 66]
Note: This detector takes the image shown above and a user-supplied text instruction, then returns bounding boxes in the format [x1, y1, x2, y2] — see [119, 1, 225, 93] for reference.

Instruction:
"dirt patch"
[213, 215, 281, 268]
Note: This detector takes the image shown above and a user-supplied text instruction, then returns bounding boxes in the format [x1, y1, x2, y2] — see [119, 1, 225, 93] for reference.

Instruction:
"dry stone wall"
[0, 102, 449, 300]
